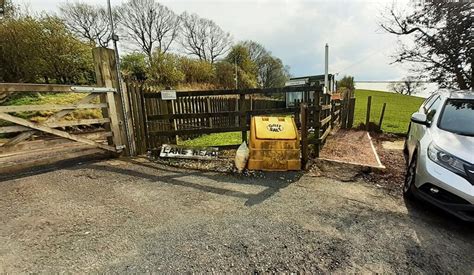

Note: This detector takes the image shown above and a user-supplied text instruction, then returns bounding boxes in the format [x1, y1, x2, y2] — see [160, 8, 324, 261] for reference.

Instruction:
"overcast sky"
[17, 0, 412, 81]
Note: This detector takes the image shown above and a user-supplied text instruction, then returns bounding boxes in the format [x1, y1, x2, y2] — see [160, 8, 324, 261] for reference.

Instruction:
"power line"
[334, 46, 396, 76]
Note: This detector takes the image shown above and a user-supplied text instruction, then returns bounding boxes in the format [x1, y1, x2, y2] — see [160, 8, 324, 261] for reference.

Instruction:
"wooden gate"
[0, 48, 135, 174]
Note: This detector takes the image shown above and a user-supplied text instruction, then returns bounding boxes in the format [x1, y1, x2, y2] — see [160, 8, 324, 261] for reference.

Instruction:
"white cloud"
[16, 0, 412, 81]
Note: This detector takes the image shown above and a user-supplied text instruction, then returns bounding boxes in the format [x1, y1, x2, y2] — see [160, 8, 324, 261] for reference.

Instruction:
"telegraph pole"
[234, 58, 238, 89]
[324, 43, 329, 94]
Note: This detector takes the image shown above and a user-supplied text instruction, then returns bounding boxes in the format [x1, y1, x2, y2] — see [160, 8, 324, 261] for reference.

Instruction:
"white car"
[404, 90, 474, 221]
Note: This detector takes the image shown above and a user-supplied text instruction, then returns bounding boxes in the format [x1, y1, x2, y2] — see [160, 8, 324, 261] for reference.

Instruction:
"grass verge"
[353, 89, 424, 134]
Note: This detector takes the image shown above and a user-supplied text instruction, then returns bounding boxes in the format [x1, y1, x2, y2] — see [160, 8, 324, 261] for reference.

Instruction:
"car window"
[438, 99, 474, 136]
[425, 96, 442, 121]
[422, 94, 435, 108]
[422, 94, 437, 111]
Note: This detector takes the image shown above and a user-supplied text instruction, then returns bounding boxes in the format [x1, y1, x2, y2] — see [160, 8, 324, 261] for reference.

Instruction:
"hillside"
[353, 89, 425, 134]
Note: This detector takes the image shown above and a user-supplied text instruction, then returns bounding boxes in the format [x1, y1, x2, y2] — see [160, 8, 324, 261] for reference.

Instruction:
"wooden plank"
[148, 126, 248, 137]
[146, 107, 299, 121]
[2, 92, 99, 150]
[318, 126, 332, 144]
[300, 103, 308, 168]
[0, 147, 113, 175]
[319, 114, 332, 127]
[314, 91, 321, 157]
[0, 103, 107, 113]
[0, 118, 110, 134]
[92, 47, 125, 153]
[0, 113, 117, 152]
[0, 131, 111, 155]
[143, 86, 318, 98]
[0, 83, 115, 93]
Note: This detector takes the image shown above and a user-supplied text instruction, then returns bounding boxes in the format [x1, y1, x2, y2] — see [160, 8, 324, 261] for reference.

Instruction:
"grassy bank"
[353, 89, 424, 134]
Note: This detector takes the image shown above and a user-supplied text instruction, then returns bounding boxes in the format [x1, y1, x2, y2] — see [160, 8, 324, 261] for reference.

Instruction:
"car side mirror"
[411, 112, 429, 126]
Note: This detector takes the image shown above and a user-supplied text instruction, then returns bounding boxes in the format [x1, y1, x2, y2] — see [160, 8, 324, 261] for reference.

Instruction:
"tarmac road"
[0, 158, 472, 273]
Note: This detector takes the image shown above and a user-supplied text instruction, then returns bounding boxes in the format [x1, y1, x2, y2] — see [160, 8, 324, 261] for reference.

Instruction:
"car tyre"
[404, 152, 417, 199]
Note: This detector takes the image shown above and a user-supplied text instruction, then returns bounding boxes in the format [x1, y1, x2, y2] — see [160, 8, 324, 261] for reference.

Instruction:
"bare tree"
[389, 77, 424, 96]
[59, 2, 115, 47]
[118, 0, 179, 59]
[241, 40, 268, 64]
[179, 12, 231, 63]
[381, 1, 472, 90]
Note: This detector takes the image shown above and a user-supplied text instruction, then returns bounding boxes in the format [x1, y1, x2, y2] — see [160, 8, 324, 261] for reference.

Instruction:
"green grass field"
[180, 90, 425, 146]
[354, 89, 424, 134]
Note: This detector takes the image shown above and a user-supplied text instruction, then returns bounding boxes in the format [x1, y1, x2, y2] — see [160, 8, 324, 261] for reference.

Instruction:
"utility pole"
[324, 43, 329, 94]
[106, 0, 134, 155]
[234, 57, 238, 89]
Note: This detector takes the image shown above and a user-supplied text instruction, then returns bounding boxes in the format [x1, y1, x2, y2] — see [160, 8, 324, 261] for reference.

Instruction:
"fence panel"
[127, 85, 352, 158]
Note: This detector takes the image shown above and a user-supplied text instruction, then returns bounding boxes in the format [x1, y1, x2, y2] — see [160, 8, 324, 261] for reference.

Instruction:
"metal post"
[324, 43, 329, 94]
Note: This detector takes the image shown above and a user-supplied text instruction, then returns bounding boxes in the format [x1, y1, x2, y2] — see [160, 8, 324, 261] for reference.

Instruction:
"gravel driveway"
[0, 158, 472, 273]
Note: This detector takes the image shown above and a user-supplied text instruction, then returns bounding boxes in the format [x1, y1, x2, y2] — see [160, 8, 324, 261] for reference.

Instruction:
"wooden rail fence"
[127, 84, 351, 159]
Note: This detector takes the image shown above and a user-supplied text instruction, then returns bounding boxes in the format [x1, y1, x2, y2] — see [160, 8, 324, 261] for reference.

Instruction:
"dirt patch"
[319, 130, 380, 167]
[359, 133, 407, 196]
[311, 132, 407, 196]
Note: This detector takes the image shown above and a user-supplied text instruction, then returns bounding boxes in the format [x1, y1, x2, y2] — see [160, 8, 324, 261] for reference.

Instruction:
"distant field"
[353, 89, 424, 134]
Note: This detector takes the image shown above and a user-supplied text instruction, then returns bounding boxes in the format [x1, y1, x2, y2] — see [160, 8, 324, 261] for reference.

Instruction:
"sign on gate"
[161, 90, 177, 100]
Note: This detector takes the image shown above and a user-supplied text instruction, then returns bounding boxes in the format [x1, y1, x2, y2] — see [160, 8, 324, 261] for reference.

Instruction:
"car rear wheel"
[404, 153, 417, 199]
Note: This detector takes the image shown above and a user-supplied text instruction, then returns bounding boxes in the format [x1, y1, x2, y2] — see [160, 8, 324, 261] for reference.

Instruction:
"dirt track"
[0, 158, 473, 273]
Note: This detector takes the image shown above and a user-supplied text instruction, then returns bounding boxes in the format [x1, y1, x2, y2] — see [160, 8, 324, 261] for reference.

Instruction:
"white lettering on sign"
[161, 90, 177, 100]
[159, 144, 218, 160]
[267, 124, 284, 132]
[285, 79, 308, 86]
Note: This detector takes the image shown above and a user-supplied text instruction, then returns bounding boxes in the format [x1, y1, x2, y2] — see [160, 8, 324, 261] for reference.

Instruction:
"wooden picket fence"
[126, 84, 353, 161]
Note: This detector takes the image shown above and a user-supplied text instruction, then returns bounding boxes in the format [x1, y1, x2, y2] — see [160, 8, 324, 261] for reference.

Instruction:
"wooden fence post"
[92, 47, 124, 152]
[239, 93, 247, 143]
[300, 103, 308, 168]
[341, 92, 348, 129]
[330, 99, 335, 129]
[365, 96, 372, 132]
[347, 97, 356, 129]
[378, 102, 387, 131]
[314, 91, 321, 157]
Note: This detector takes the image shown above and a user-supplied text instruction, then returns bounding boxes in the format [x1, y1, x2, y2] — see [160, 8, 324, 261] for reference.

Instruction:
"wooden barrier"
[127, 84, 347, 158]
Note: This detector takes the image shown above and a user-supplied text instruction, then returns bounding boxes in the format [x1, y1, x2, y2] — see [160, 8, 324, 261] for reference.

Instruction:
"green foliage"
[225, 45, 258, 88]
[354, 89, 424, 134]
[238, 40, 289, 88]
[0, 15, 94, 84]
[147, 50, 185, 86]
[258, 55, 289, 88]
[213, 61, 235, 89]
[337, 75, 355, 90]
[179, 57, 215, 83]
[121, 52, 148, 82]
